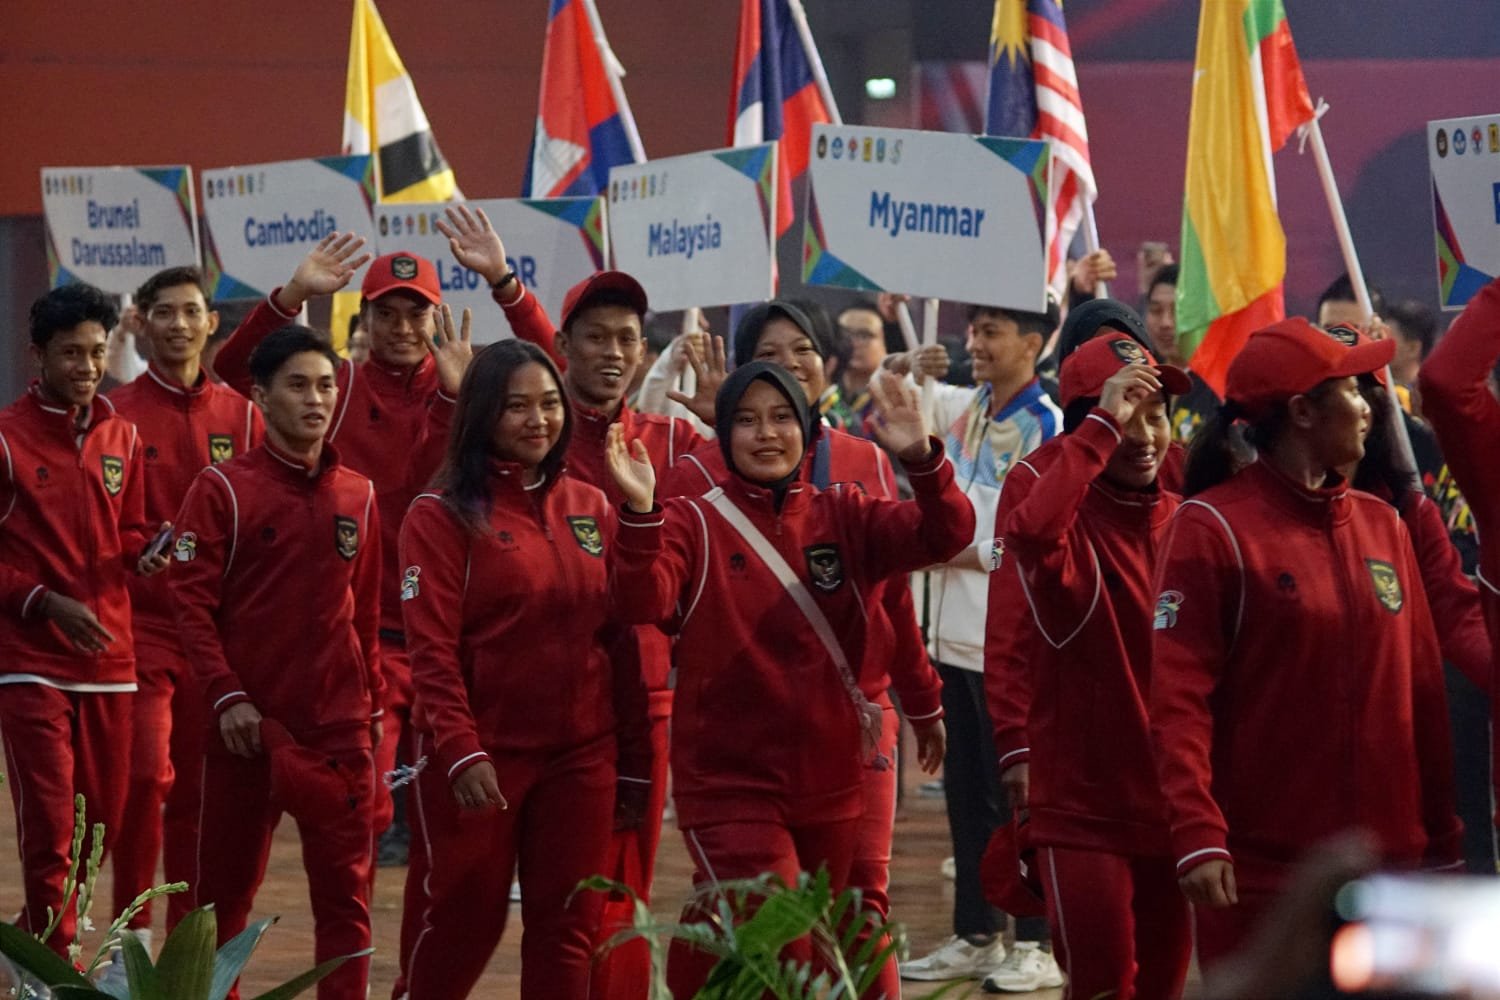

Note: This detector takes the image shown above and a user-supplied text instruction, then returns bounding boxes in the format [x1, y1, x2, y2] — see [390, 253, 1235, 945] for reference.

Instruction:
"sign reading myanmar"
[41, 166, 200, 294]
[1428, 113, 1500, 309]
[803, 125, 1050, 311]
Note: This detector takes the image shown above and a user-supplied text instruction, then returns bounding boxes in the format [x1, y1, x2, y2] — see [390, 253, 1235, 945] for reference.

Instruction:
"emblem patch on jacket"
[1153, 590, 1184, 629]
[568, 516, 604, 557]
[334, 515, 360, 562]
[173, 532, 197, 562]
[100, 455, 124, 496]
[208, 434, 234, 464]
[804, 544, 844, 593]
[1365, 559, 1403, 613]
[401, 565, 421, 601]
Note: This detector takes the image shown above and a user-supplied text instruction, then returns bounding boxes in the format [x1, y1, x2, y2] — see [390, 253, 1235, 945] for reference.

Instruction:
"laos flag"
[523, 0, 639, 198]
[729, 0, 833, 236]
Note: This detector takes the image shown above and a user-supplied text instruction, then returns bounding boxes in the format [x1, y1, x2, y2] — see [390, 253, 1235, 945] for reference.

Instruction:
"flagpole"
[786, 0, 842, 126]
[580, 0, 647, 163]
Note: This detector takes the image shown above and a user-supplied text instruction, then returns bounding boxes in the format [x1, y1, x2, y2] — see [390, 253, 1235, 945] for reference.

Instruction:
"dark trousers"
[1445, 662, 1496, 872]
[938, 662, 1048, 941]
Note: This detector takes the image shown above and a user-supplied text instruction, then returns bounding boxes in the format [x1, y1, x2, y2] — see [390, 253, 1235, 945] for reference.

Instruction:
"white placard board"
[1428, 114, 1500, 309]
[803, 125, 1049, 311]
[41, 166, 200, 295]
[374, 198, 606, 343]
[606, 143, 777, 311]
[201, 156, 376, 300]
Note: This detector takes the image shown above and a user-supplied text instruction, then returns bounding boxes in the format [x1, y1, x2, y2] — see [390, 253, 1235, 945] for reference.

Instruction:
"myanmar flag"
[1176, 0, 1314, 395]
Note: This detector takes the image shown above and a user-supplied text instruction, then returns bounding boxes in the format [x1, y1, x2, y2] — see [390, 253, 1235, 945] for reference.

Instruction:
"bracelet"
[490, 270, 517, 291]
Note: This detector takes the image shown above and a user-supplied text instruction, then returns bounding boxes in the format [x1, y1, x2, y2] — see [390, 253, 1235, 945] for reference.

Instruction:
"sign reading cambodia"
[374, 198, 606, 344]
[200, 156, 376, 300]
[41, 166, 200, 295]
[803, 125, 1050, 311]
[606, 143, 777, 311]
[1428, 113, 1500, 309]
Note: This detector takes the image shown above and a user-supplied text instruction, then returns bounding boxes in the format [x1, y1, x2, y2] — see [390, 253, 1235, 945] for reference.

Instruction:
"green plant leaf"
[155, 906, 217, 1000]
[247, 948, 372, 1000]
[0, 922, 93, 988]
[118, 930, 163, 1000]
[209, 918, 277, 1000]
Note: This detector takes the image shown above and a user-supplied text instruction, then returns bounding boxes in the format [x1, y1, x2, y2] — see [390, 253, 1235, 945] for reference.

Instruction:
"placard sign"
[374, 198, 606, 343]
[607, 143, 777, 311]
[1428, 114, 1500, 309]
[803, 125, 1049, 311]
[201, 156, 376, 300]
[41, 166, 199, 294]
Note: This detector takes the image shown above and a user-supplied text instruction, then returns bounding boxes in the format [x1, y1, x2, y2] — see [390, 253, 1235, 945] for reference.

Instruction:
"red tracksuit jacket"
[1003, 411, 1177, 856]
[1149, 459, 1461, 892]
[169, 441, 383, 749]
[398, 468, 650, 781]
[109, 365, 262, 655]
[661, 432, 944, 720]
[610, 446, 972, 828]
[1395, 488, 1490, 690]
[0, 387, 151, 687]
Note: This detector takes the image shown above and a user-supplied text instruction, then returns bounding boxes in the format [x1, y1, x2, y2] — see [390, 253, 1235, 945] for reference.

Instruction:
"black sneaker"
[377, 821, 411, 867]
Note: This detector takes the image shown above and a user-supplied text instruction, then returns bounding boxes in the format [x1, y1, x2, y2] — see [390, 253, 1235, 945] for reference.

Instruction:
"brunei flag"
[342, 0, 459, 203]
[1176, 0, 1314, 395]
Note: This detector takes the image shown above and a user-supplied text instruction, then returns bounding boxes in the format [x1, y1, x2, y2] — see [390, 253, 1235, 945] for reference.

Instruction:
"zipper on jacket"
[77, 422, 100, 655]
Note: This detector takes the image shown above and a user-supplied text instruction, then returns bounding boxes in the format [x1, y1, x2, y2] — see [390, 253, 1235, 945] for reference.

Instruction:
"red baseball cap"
[361, 251, 442, 305]
[1226, 317, 1395, 418]
[979, 817, 1046, 918]
[260, 719, 366, 826]
[1324, 324, 1389, 386]
[560, 271, 648, 332]
[1058, 332, 1191, 408]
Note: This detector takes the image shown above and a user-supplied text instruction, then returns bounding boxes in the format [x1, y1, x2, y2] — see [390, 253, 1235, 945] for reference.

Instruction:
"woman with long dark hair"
[1149, 318, 1461, 981]
[392, 339, 649, 999]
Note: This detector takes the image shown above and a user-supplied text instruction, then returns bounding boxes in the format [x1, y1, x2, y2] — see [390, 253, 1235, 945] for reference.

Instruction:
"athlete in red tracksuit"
[607, 362, 973, 995]
[1001, 334, 1193, 1000]
[392, 339, 649, 1000]
[0, 283, 163, 955]
[106, 267, 263, 939]
[1150, 318, 1461, 974]
[170, 327, 383, 1000]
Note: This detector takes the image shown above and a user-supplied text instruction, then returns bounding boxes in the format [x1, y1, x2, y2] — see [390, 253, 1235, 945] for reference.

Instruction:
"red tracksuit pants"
[111, 642, 204, 931]
[668, 814, 860, 997]
[194, 744, 376, 1000]
[0, 684, 131, 955]
[394, 731, 615, 1000]
[1041, 846, 1192, 1000]
[372, 642, 414, 839]
[589, 694, 671, 1000]
[1192, 889, 1275, 977]
[849, 699, 902, 1000]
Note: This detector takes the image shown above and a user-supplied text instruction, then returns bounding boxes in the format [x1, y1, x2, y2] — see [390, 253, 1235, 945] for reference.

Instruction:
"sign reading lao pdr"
[1428, 113, 1500, 309]
[803, 125, 1050, 312]
[41, 166, 200, 295]
[375, 198, 606, 344]
[200, 156, 377, 300]
[607, 143, 777, 311]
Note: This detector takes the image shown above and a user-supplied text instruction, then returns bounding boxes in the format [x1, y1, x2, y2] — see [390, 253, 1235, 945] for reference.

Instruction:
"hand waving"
[278, 233, 373, 312]
[605, 424, 656, 514]
[435, 205, 511, 287]
[868, 372, 933, 463]
[431, 304, 474, 396]
[665, 334, 728, 425]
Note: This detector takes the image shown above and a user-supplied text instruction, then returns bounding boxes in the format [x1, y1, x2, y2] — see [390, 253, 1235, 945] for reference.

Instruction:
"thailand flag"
[523, 0, 638, 198]
[729, 0, 833, 236]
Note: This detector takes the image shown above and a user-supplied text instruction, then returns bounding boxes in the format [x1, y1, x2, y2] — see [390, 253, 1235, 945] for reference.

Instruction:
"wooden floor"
[0, 738, 1062, 999]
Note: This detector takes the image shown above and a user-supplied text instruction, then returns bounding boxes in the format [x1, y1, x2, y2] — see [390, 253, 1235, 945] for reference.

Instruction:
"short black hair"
[248, 326, 340, 388]
[1317, 273, 1386, 319]
[30, 282, 119, 347]
[964, 300, 1059, 339]
[135, 266, 212, 312]
[1147, 263, 1180, 297]
[1385, 299, 1438, 359]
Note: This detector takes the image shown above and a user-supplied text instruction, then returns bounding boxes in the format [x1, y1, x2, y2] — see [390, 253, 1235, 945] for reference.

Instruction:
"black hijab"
[715, 361, 812, 496]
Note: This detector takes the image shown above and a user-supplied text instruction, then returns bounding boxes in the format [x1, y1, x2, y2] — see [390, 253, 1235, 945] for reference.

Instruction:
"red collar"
[260, 438, 342, 484]
[26, 383, 114, 433]
[1248, 458, 1350, 525]
[143, 364, 212, 405]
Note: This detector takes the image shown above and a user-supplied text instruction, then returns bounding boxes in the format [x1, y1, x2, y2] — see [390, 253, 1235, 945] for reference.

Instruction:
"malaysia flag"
[729, 0, 834, 236]
[523, 0, 640, 198]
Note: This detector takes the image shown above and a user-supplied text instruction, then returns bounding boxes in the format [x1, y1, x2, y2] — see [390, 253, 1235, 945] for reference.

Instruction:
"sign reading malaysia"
[803, 125, 1050, 311]
[41, 166, 200, 294]
[375, 198, 606, 344]
[200, 156, 376, 300]
[607, 143, 777, 311]
[1428, 113, 1500, 309]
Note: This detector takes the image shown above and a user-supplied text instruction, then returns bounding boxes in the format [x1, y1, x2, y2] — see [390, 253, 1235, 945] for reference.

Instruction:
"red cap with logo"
[260, 718, 366, 826]
[979, 817, 1046, 918]
[1226, 317, 1395, 418]
[1058, 332, 1191, 408]
[1323, 324, 1389, 387]
[560, 271, 648, 332]
[361, 251, 442, 305]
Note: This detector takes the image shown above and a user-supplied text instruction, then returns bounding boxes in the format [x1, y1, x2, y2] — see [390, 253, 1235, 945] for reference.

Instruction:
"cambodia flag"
[523, 0, 638, 198]
[729, 0, 833, 236]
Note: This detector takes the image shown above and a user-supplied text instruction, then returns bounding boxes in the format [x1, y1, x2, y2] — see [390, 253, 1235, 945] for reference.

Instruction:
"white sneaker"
[981, 942, 1065, 993]
[940, 856, 957, 880]
[900, 934, 1006, 981]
